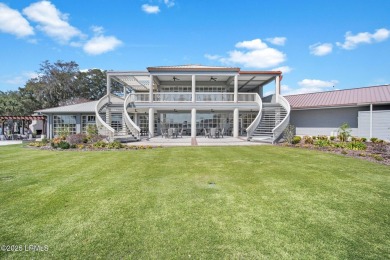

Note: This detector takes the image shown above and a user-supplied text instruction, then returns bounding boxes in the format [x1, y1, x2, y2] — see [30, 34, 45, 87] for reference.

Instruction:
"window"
[53, 115, 77, 136]
[82, 115, 96, 133]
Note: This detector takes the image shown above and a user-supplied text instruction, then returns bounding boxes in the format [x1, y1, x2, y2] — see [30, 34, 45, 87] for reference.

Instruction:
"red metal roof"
[0, 115, 46, 120]
[285, 85, 390, 109]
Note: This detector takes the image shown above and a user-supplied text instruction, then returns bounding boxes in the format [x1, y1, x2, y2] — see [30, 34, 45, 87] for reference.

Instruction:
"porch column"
[122, 111, 127, 133]
[233, 108, 239, 137]
[107, 75, 111, 102]
[149, 75, 154, 103]
[192, 75, 196, 103]
[148, 107, 154, 138]
[234, 75, 238, 103]
[275, 75, 281, 102]
[191, 108, 196, 138]
[369, 104, 373, 139]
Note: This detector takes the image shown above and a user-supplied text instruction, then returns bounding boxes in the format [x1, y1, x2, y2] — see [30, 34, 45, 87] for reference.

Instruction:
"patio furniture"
[161, 128, 168, 138]
[210, 128, 217, 138]
[203, 128, 210, 138]
[220, 128, 225, 138]
[172, 128, 178, 138]
[178, 128, 184, 138]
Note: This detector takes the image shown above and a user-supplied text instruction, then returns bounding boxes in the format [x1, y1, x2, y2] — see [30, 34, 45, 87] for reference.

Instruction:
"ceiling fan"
[173, 76, 180, 81]
[210, 77, 217, 81]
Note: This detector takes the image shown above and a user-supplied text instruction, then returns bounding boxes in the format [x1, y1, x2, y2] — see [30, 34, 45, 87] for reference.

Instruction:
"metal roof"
[285, 85, 390, 109]
[148, 64, 240, 72]
[37, 101, 98, 113]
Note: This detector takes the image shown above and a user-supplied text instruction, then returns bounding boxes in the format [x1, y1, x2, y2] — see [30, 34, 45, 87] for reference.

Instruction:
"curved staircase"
[247, 95, 291, 144]
[95, 94, 140, 142]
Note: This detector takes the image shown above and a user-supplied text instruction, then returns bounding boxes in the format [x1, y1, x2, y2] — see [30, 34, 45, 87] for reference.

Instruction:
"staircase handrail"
[124, 93, 141, 139]
[95, 94, 115, 140]
[246, 93, 263, 140]
[272, 95, 291, 143]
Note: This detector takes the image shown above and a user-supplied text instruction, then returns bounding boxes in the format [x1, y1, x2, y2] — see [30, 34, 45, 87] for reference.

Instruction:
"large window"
[82, 115, 96, 133]
[53, 115, 77, 136]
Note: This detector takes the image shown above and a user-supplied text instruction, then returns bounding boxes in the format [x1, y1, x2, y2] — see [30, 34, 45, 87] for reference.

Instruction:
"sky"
[0, 0, 389, 96]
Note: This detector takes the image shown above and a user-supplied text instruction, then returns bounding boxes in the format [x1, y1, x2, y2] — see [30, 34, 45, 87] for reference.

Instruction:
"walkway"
[135, 136, 268, 147]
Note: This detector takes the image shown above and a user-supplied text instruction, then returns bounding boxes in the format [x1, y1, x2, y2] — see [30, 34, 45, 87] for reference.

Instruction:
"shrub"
[312, 136, 317, 140]
[88, 134, 105, 143]
[318, 135, 328, 140]
[370, 137, 378, 143]
[93, 140, 107, 148]
[314, 139, 331, 147]
[292, 136, 301, 144]
[57, 126, 71, 139]
[371, 154, 384, 161]
[361, 137, 367, 142]
[329, 136, 335, 141]
[58, 141, 70, 149]
[107, 140, 123, 149]
[303, 136, 313, 144]
[346, 141, 367, 150]
[338, 123, 352, 142]
[283, 124, 296, 144]
[86, 124, 98, 137]
[341, 150, 348, 155]
[66, 133, 88, 145]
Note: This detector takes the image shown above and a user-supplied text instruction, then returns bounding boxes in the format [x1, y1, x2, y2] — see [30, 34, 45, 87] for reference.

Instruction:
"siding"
[290, 107, 366, 136]
[358, 110, 390, 141]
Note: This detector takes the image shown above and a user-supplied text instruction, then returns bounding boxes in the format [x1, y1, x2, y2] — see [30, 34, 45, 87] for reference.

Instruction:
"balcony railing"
[128, 92, 257, 103]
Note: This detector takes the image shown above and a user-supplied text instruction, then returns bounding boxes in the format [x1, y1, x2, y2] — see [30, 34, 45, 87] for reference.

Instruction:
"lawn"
[0, 145, 389, 259]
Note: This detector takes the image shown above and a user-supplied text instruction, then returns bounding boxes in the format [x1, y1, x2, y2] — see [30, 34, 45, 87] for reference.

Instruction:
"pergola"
[0, 115, 46, 135]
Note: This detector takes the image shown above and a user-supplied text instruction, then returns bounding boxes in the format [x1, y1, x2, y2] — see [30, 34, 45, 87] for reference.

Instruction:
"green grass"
[0, 145, 389, 259]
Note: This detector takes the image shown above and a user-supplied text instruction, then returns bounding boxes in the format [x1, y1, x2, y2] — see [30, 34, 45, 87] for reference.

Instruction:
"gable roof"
[284, 85, 390, 109]
[36, 101, 98, 113]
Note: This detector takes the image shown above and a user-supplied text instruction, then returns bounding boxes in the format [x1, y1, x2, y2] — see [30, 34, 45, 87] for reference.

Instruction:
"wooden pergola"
[0, 115, 46, 135]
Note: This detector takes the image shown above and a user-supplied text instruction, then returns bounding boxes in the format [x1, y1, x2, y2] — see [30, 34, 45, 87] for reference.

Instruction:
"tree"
[75, 69, 107, 100]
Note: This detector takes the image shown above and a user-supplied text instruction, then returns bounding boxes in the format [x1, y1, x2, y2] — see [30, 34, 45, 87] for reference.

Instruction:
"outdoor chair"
[168, 128, 173, 138]
[178, 128, 183, 138]
[220, 128, 225, 138]
[203, 128, 210, 138]
[161, 128, 168, 138]
[210, 128, 217, 138]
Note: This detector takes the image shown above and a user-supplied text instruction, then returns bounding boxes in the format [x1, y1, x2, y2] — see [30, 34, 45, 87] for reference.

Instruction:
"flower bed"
[281, 136, 390, 165]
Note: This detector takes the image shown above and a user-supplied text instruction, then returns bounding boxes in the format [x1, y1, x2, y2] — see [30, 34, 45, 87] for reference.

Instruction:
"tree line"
[0, 60, 109, 116]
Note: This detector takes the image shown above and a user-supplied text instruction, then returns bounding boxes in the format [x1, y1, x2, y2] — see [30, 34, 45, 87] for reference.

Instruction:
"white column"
[234, 75, 238, 103]
[107, 75, 111, 102]
[122, 111, 126, 133]
[148, 108, 154, 138]
[191, 108, 197, 137]
[149, 75, 154, 103]
[233, 108, 239, 137]
[275, 75, 281, 102]
[192, 75, 196, 103]
[369, 104, 373, 139]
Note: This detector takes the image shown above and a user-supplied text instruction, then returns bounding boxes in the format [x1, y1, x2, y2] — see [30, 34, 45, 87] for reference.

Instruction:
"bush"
[361, 137, 367, 142]
[341, 150, 348, 155]
[93, 140, 107, 148]
[107, 140, 123, 149]
[303, 136, 313, 144]
[329, 136, 335, 141]
[88, 134, 105, 143]
[314, 139, 331, 147]
[66, 133, 88, 145]
[317, 135, 328, 140]
[346, 141, 367, 150]
[312, 136, 317, 140]
[292, 136, 301, 144]
[370, 137, 378, 143]
[371, 154, 384, 161]
[338, 123, 352, 142]
[58, 141, 70, 149]
[86, 124, 98, 137]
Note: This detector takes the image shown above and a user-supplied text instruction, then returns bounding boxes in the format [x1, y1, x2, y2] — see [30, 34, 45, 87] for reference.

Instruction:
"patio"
[135, 136, 269, 146]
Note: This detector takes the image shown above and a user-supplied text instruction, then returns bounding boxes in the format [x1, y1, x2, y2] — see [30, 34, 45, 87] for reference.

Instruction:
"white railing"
[196, 93, 234, 102]
[238, 93, 256, 102]
[129, 93, 150, 102]
[124, 94, 141, 139]
[95, 94, 115, 140]
[272, 95, 291, 143]
[246, 93, 263, 140]
[153, 92, 192, 102]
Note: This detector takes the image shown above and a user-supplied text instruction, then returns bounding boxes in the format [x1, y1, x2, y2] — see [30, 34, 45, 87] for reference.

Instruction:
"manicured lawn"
[0, 145, 389, 259]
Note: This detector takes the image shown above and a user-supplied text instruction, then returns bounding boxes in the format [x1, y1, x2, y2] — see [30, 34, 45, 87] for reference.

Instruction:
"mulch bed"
[279, 142, 390, 166]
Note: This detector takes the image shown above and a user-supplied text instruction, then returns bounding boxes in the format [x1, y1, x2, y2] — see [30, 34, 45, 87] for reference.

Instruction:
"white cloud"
[23, 0, 83, 43]
[83, 35, 122, 55]
[266, 37, 286, 46]
[91, 25, 104, 35]
[298, 79, 338, 88]
[204, 54, 221, 60]
[309, 42, 333, 56]
[142, 4, 160, 14]
[4, 71, 38, 85]
[272, 66, 292, 74]
[336, 28, 390, 50]
[164, 0, 175, 7]
[0, 3, 34, 37]
[213, 39, 286, 69]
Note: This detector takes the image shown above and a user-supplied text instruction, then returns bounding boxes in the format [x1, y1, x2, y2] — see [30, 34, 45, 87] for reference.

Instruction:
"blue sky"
[0, 0, 389, 95]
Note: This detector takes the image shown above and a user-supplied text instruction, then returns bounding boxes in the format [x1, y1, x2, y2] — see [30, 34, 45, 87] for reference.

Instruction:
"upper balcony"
[126, 92, 259, 110]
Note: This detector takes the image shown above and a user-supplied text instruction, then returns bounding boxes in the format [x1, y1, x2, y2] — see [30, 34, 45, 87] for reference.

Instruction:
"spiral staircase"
[246, 94, 291, 144]
[95, 94, 140, 142]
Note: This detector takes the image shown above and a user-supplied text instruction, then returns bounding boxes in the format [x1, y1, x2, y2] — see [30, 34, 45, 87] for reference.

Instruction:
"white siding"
[358, 110, 390, 141]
